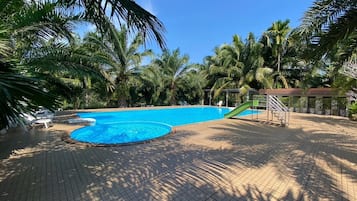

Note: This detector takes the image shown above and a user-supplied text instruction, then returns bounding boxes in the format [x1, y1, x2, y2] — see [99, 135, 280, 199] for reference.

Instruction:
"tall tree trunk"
[170, 82, 176, 105]
[277, 53, 281, 73]
[116, 77, 129, 107]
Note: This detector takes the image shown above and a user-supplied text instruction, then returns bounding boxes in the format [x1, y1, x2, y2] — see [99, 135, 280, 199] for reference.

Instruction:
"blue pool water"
[71, 121, 172, 144]
[70, 107, 259, 144]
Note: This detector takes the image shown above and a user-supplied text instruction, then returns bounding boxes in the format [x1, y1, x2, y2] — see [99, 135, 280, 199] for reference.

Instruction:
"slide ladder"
[224, 100, 259, 118]
[267, 95, 289, 126]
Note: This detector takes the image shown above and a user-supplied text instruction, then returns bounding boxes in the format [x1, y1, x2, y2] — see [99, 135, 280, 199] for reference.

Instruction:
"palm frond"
[211, 77, 232, 99]
[12, 1, 77, 43]
[60, 0, 166, 48]
[0, 66, 59, 128]
[255, 67, 274, 89]
[0, 26, 11, 57]
[297, 0, 357, 59]
[24, 43, 108, 80]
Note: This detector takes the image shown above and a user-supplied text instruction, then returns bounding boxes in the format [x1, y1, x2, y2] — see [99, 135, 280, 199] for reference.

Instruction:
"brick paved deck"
[0, 112, 356, 201]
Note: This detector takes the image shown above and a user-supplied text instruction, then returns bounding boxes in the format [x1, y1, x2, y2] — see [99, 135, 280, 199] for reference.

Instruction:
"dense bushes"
[348, 102, 357, 120]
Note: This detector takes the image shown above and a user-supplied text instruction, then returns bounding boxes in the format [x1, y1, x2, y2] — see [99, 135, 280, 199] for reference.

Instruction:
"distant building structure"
[259, 88, 348, 116]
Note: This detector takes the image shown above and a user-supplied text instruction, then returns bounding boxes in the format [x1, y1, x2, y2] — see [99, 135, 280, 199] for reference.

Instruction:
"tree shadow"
[204, 118, 356, 200]
[0, 115, 356, 200]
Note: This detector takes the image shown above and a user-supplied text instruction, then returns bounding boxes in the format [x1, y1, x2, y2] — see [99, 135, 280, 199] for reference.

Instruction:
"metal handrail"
[267, 95, 289, 126]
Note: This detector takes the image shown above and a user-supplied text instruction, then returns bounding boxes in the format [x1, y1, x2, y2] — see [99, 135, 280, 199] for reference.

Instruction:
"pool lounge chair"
[33, 118, 52, 129]
[22, 109, 54, 129]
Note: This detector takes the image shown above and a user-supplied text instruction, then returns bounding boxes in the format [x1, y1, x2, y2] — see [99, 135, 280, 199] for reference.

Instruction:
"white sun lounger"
[33, 119, 52, 128]
[22, 113, 53, 129]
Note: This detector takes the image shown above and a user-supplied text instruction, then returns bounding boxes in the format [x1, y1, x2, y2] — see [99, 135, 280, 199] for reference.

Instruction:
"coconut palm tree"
[176, 64, 206, 104]
[264, 20, 291, 73]
[208, 37, 247, 99]
[139, 65, 166, 105]
[151, 49, 191, 105]
[0, 57, 62, 129]
[0, 0, 167, 128]
[83, 24, 152, 107]
[243, 33, 274, 89]
[262, 20, 291, 88]
[207, 34, 273, 101]
[25, 36, 113, 109]
[204, 46, 228, 90]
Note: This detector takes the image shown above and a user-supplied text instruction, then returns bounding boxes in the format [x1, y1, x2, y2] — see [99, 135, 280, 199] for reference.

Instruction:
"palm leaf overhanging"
[297, 0, 357, 59]
[0, 0, 74, 128]
[59, 0, 166, 48]
[0, 62, 59, 129]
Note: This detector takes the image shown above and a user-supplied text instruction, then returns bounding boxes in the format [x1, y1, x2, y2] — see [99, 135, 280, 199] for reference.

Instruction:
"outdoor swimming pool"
[70, 107, 259, 144]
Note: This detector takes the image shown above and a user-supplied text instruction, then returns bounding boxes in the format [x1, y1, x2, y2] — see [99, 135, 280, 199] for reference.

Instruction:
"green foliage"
[297, 0, 357, 61]
[0, 64, 59, 128]
[1, 0, 356, 130]
[263, 20, 291, 72]
[83, 24, 151, 107]
[348, 102, 357, 120]
[0, 0, 165, 127]
[0, 0, 72, 128]
[150, 49, 191, 105]
[205, 33, 274, 102]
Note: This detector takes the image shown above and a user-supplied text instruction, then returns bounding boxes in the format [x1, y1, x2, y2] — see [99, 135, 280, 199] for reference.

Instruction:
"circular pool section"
[70, 121, 172, 145]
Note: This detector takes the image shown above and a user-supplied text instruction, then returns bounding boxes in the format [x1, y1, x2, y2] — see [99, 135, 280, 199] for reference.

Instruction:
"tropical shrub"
[348, 102, 357, 120]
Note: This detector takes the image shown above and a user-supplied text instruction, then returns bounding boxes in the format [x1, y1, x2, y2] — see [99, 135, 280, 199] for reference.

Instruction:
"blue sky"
[135, 0, 315, 64]
[76, 1, 315, 64]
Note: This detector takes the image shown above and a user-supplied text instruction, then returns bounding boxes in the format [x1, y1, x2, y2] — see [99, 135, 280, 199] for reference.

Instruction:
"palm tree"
[297, 0, 357, 60]
[25, 37, 113, 109]
[151, 49, 191, 105]
[0, 0, 75, 128]
[176, 64, 206, 104]
[262, 20, 291, 88]
[83, 24, 151, 107]
[208, 37, 246, 99]
[0, 58, 62, 129]
[263, 20, 291, 73]
[204, 46, 227, 90]
[207, 34, 273, 102]
[139, 65, 166, 105]
[0, 0, 167, 128]
[243, 33, 274, 89]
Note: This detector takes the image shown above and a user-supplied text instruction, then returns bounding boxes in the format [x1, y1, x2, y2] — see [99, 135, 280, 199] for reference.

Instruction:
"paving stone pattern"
[0, 112, 356, 201]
